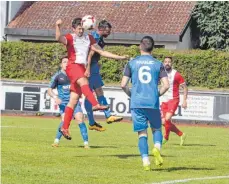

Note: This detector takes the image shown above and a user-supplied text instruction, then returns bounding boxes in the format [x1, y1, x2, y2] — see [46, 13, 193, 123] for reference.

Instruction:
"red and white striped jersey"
[65, 33, 96, 65]
[164, 69, 185, 100]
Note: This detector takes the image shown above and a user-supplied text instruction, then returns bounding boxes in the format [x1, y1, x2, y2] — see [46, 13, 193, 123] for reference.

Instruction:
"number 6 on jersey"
[138, 66, 152, 84]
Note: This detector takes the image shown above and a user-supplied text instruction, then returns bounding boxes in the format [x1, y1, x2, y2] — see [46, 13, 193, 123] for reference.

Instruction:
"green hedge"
[1, 41, 229, 88]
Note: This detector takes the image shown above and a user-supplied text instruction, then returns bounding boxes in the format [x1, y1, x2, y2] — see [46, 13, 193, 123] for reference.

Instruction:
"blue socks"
[97, 95, 111, 118]
[78, 122, 88, 142]
[138, 136, 148, 158]
[54, 121, 88, 145]
[153, 129, 163, 145]
[55, 121, 63, 140]
[85, 95, 111, 124]
[84, 99, 95, 126]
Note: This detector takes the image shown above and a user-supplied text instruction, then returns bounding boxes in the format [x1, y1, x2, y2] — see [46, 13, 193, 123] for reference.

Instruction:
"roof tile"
[7, 1, 196, 35]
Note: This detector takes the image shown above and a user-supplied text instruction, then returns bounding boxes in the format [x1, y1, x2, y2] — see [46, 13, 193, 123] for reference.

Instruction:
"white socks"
[143, 157, 150, 166]
[154, 143, 161, 151]
[54, 138, 60, 144]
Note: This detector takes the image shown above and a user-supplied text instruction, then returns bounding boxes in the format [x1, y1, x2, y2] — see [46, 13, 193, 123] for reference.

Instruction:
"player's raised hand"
[56, 19, 63, 26]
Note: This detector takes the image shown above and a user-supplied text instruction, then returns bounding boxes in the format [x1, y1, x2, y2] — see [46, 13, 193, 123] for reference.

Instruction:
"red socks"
[164, 119, 172, 140]
[81, 85, 98, 106]
[164, 119, 183, 140]
[63, 106, 74, 129]
[170, 123, 183, 136]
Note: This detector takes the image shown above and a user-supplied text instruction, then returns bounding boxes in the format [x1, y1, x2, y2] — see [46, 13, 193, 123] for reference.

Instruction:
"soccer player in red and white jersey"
[55, 18, 128, 140]
[161, 57, 188, 146]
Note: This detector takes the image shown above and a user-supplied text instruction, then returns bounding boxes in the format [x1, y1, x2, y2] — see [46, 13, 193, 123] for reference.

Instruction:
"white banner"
[161, 95, 214, 121]
[0, 83, 215, 121]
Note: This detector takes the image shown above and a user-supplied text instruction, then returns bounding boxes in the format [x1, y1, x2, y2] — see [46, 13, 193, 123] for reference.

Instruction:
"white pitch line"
[150, 175, 229, 184]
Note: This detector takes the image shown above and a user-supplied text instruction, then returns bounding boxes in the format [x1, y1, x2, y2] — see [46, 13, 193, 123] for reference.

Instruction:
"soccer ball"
[81, 15, 96, 30]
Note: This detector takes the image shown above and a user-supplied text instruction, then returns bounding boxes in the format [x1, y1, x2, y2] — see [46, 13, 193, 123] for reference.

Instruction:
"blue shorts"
[131, 108, 161, 132]
[88, 74, 104, 90]
[59, 102, 82, 117]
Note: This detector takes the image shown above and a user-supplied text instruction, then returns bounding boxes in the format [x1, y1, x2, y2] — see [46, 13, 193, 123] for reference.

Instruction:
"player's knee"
[77, 77, 88, 86]
[138, 130, 147, 138]
[151, 128, 161, 132]
[69, 93, 79, 106]
[165, 113, 173, 121]
[68, 99, 77, 107]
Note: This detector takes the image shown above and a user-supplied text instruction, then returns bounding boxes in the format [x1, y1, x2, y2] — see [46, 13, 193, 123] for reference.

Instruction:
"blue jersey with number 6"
[123, 55, 167, 109]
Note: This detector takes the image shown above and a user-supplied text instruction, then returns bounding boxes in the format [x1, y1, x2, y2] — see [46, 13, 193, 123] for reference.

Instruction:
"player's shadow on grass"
[103, 154, 174, 159]
[172, 143, 216, 147]
[74, 154, 174, 159]
[153, 167, 214, 172]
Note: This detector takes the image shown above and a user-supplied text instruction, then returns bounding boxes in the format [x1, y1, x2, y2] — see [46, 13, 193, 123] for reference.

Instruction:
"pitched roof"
[7, 1, 196, 36]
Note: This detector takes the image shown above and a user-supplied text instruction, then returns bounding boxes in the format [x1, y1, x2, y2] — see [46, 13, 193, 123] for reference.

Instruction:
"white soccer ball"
[81, 15, 97, 30]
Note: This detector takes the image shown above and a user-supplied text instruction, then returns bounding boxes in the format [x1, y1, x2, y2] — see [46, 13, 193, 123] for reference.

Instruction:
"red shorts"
[66, 63, 86, 95]
[161, 98, 179, 118]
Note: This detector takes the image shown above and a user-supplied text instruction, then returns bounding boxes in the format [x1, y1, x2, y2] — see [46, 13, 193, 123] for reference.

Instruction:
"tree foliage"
[192, 1, 229, 51]
[1, 42, 229, 89]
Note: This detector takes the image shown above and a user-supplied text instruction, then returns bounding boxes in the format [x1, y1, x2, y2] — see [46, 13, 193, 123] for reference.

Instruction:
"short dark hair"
[140, 36, 154, 52]
[59, 56, 68, 64]
[98, 20, 112, 29]
[72, 18, 82, 28]
[164, 56, 173, 61]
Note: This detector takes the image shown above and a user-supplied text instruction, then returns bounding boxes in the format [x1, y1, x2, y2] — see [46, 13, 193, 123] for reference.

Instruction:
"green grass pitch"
[1, 116, 229, 184]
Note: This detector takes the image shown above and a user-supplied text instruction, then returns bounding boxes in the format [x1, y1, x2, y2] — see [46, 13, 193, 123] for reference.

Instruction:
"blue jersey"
[124, 55, 167, 109]
[49, 71, 70, 104]
[90, 31, 105, 75]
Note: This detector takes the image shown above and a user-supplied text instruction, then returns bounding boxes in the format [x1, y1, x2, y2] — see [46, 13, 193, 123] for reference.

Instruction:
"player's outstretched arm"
[159, 77, 169, 96]
[55, 19, 67, 45]
[91, 44, 128, 60]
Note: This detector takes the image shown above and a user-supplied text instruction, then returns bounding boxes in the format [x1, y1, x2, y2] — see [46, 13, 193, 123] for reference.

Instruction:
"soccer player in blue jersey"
[48, 56, 89, 148]
[85, 20, 123, 131]
[121, 36, 169, 171]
